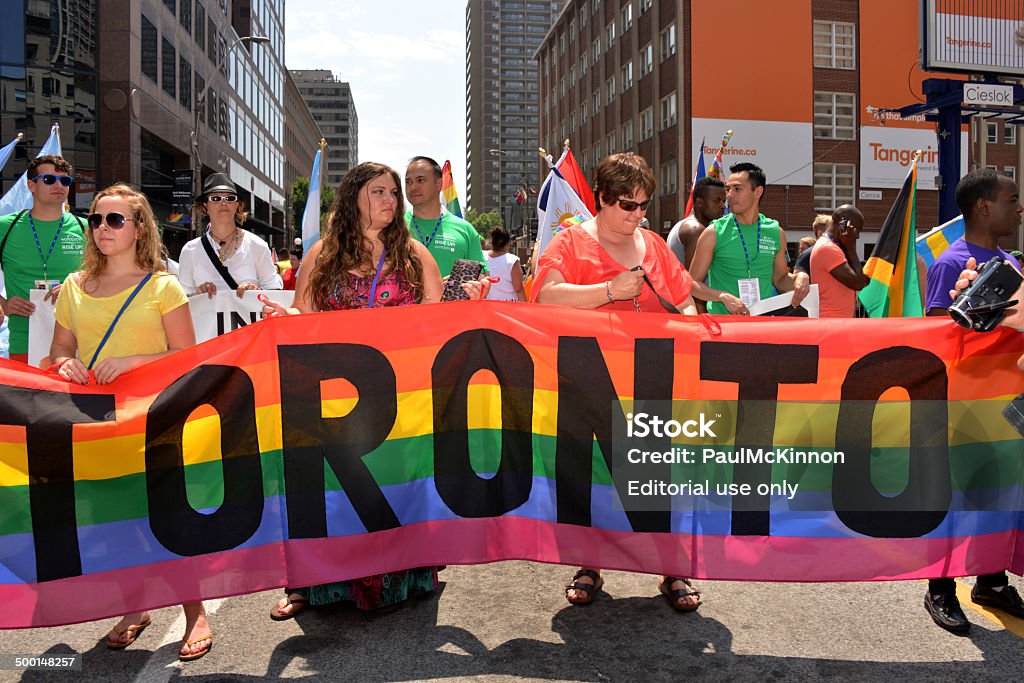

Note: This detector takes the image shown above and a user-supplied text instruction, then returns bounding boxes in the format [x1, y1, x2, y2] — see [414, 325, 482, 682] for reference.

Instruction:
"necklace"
[208, 227, 241, 263]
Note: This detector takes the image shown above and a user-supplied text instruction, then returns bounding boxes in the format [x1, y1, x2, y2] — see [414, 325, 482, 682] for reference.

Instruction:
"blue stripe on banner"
[1, 480, 1021, 584]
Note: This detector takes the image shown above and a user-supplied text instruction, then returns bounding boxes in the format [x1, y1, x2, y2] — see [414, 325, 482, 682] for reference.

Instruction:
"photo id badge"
[738, 278, 761, 307]
[34, 279, 60, 290]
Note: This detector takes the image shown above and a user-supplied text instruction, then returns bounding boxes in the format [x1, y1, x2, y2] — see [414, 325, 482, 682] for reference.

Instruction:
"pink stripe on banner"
[1, 518, 1020, 628]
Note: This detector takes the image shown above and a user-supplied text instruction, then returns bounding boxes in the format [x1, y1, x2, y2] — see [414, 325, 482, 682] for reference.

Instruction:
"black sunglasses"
[31, 174, 73, 187]
[87, 213, 134, 230]
[617, 197, 651, 212]
[206, 194, 238, 203]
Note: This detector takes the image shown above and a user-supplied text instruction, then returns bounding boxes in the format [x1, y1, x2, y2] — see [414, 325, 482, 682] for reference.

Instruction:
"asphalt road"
[1, 562, 1022, 682]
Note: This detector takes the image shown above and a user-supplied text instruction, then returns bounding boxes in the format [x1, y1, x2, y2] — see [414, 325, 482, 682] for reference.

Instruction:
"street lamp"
[190, 34, 271, 238]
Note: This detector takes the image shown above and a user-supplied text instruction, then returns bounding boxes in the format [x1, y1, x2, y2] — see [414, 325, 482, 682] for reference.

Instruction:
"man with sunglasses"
[687, 162, 809, 316]
[0, 154, 85, 362]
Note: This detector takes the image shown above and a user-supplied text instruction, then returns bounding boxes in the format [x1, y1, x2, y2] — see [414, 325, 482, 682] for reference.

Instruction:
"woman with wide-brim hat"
[178, 173, 282, 298]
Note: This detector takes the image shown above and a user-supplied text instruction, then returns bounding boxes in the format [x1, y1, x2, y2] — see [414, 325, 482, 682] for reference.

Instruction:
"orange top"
[532, 226, 693, 312]
[810, 236, 855, 319]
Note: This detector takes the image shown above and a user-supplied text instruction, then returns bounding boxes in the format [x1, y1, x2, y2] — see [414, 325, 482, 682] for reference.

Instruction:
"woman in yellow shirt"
[49, 184, 212, 661]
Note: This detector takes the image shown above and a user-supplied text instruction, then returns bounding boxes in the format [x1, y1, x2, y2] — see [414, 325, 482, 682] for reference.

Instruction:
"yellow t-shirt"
[54, 272, 188, 366]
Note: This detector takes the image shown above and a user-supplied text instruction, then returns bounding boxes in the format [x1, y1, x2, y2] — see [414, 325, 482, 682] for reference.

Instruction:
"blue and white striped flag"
[300, 148, 322, 256]
[0, 123, 63, 215]
[0, 134, 22, 176]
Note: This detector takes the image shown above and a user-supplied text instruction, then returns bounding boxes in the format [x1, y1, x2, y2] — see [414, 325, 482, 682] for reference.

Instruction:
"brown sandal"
[270, 593, 308, 621]
[105, 616, 152, 649]
[178, 633, 214, 661]
[565, 568, 604, 605]
[660, 576, 702, 612]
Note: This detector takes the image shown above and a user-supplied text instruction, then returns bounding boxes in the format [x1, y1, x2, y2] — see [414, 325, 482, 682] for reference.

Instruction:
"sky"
[285, 1, 469, 200]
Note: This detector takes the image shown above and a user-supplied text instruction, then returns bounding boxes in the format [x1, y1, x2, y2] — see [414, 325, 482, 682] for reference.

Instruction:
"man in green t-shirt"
[0, 154, 86, 362]
[404, 156, 487, 278]
[688, 162, 809, 315]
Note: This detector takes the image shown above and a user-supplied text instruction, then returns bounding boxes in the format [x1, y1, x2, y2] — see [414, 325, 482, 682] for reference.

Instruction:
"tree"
[290, 177, 335, 243]
[464, 209, 504, 241]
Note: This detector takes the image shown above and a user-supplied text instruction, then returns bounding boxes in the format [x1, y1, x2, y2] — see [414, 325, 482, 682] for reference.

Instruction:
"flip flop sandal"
[270, 594, 308, 621]
[178, 634, 214, 662]
[660, 576, 702, 612]
[105, 616, 152, 649]
[565, 568, 604, 606]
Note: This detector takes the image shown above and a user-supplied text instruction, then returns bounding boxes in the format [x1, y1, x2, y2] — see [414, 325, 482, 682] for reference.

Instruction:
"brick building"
[536, 0, 1023, 257]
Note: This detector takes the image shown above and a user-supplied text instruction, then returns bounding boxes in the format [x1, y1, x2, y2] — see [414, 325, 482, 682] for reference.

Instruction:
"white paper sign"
[747, 285, 820, 318]
[27, 289, 294, 368]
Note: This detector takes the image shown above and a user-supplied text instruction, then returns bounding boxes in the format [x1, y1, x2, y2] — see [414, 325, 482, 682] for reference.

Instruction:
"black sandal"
[565, 568, 604, 605]
[660, 576, 702, 612]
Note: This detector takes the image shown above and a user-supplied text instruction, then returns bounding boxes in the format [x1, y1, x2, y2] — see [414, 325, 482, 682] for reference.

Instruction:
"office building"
[465, 0, 564, 230]
[283, 69, 324, 240]
[536, 0, 1023, 254]
[1, 0, 289, 256]
[289, 69, 358, 189]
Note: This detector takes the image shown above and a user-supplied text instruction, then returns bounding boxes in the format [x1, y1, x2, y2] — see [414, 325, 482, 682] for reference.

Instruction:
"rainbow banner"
[1, 303, 1023, 628]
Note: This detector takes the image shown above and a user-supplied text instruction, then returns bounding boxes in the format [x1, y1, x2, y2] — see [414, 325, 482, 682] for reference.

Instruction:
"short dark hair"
[594, 152, 656, 209]
[729, 162, 766, 190]
[29, 154, 72, 177]
[289, 249, 302, 258]
[489, 227, 510, 249]
[408, 156, 442, 179]
[693, 176, 725, 201]
[955, 169, 1002, 218]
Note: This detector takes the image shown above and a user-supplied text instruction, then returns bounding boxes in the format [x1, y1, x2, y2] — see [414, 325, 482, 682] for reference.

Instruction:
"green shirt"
[405, 211, 487, 277]
[706, 213, 781, 315]
[0, 211, 86, 354]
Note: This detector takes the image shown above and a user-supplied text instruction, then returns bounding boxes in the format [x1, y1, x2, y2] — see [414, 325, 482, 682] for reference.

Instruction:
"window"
[195, 3, 205, 49]
[581, 54, 587, 75]
[606, 75, 616, 104]
[581, 2, 588, 26]
[640, 107, 653, 140]
[621, 3, 633, 32]
[606, 22, 616, 50]
[640, 0, 652, 14]
[560, 76, 566, 98]
[141, 16, 158, 83]
[1004, 166, 1017, 181]
[569, 65, 576, 86]
[813, 163, 856, 211]
[570, 19, 576, 41]
[986, 122, 998, 144]
[207, 18, 217, 63]
[813, 21, 855, 69]
[592, 36, 601, 65]
[163, 0, 176, 14]
[607, 131, 616, 153]
[593, 91, 599, 113]
[196, 72, 206, 124]
[814, 92, 856, 140]
[582, 100, 588, 122]
[621, 61, 633, 92]
[559, 33, 566, 56]
[593, 0, 601, 14]
[639, 43, 653, 77]
[179, 0, 191, 33]
[1006, 125, 1017, 145]
[660, 24, 676, 62]
[623, 120, 634, 149]
[179, 56, 191, 110]
[594, 141, 601, 160]
[660, 91, 677, 129]
[161, 37, 176, 99]
[661, 159, 678, 196]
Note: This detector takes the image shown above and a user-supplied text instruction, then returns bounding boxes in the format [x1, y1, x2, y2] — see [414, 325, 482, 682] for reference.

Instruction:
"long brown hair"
[309, 162, 423, 310]
[82, 183, 166, 286]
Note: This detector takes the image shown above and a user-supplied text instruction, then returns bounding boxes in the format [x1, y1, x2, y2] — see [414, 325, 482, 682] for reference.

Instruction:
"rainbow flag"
[916, 215, 966, 269]
[860, 158, 923, 317]
[706, 130, 733, 181]
[1, 306, 1022, 627]
[441, 160, 463, 218]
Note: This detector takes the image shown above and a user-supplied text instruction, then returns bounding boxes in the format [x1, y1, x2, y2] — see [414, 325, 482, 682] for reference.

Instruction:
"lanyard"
[410, 214, 443, 247]
[29, 213, 64, 281]
[735, 216, 761, 278]
[366, 248, 387, 309]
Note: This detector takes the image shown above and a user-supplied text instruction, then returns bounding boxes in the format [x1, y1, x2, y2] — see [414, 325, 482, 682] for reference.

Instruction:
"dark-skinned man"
[922, 168, 1024, 633]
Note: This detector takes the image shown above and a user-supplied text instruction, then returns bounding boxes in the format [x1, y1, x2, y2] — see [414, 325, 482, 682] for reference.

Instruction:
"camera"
[948, 256, 1022, 332]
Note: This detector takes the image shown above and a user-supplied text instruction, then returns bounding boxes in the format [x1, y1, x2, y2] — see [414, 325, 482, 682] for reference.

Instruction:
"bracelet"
[605, 281, 614, 302]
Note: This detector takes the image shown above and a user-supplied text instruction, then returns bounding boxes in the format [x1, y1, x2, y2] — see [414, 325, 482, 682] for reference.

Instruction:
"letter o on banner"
[145, 365, 265, 556]
[432, 329, 535, 517]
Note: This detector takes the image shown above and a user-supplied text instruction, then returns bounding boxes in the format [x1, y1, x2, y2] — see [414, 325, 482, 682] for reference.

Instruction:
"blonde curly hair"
[81, 183, 166, 286]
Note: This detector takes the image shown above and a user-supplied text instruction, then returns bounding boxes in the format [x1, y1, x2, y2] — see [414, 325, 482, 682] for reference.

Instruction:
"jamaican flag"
[859, 158, 924, 317]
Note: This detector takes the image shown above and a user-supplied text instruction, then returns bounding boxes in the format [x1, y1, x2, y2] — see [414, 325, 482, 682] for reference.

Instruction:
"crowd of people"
[1, 151, 1023, 658]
